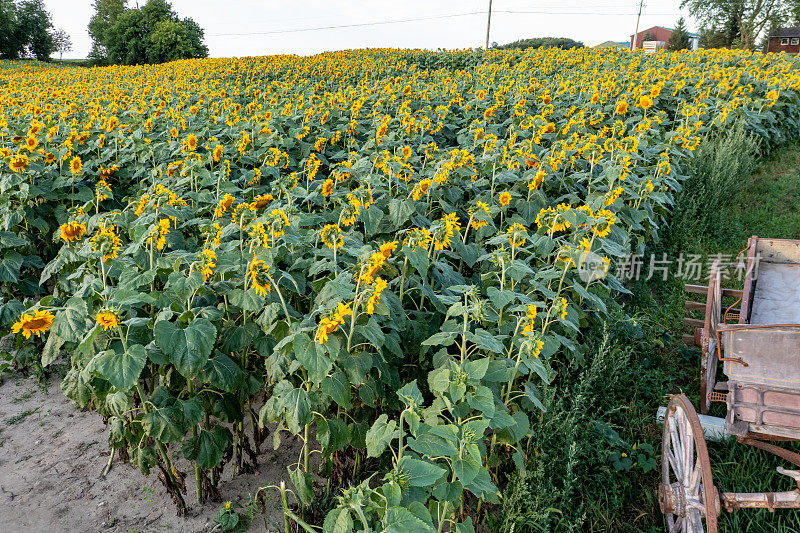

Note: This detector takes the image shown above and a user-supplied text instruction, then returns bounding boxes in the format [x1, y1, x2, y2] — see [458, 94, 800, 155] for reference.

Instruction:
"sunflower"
[639, 95, 653, 110]
[433, 213, 460, 251]
[506, 223, 527, 248]
[366, 277, 388, 314]
[321, 178, 334, 197]
[521, 304, 537, 336]
[12, 310, 54, 339]
[24, 135, 38, 151]
[250, 194, 274, 210]
[498, 191, 512, 207]
[248, 258, 272, 296]
[59, 221, 87, 243]
[320, 223, 343, 249]
[315, 302, 352, 344]
[69, 156, 82, 174]
[96, 308, 119, 331]
[199, 249, 216, 281]
[212, 144, 224, 162]
[411, 178, 434, 201]
[90, 223, 123, 262]
[10, 153, 29, 172]
[186, 133, 198, 151]
[614, 99, 628, 115]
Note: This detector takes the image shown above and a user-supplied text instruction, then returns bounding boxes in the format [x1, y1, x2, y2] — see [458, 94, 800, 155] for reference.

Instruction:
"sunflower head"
[69, 156, 82, 175]
[248, 258, 272, 296]
[320, 223, 343, 250]
[96, 308, 119, 331]
[60, 221, 87, 244]
[12, 309, 54, 339]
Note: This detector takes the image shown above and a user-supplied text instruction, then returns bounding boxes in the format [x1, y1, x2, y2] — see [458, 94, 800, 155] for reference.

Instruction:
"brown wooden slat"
[685, 284, 708, 295]
[682, 334, 696, 345]
[684, 284, 742, 299]
[685, 301, 706, 311]
[684, 317, 704, 329]
[722, 288, 743, 298]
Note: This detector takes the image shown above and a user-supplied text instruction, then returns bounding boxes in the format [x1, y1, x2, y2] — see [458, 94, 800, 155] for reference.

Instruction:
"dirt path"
[0, 373, 302, 532]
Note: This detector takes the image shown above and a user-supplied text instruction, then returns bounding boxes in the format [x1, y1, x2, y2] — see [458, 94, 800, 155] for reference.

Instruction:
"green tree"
[666, 17, 692, 50]
[16, 0, 54, 60]
[681, 0, 795, 49]
[88, 0, 126, 62]
[496, 37, 584, 50]
[97, 0, 208, 65]
[0, 0, 22, 59]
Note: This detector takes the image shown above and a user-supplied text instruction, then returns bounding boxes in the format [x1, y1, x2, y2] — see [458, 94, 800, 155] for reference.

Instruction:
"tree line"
[0, 0, 207, 64]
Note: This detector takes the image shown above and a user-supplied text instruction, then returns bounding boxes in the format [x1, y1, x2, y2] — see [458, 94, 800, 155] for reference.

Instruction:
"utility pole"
[632, 0, 644, 50]
[485, 0, 493, 49]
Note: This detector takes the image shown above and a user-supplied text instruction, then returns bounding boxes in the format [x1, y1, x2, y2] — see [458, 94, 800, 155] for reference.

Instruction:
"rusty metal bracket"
[718, 355, 748, 367]
[739, 436, 800, 468]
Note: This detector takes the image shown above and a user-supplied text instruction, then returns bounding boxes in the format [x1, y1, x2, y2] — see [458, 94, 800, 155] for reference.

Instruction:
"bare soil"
[0, 373, 303, 533]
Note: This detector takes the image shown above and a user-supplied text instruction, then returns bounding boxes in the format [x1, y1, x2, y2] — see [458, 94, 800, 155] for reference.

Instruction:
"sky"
[43, 0, 696, 59]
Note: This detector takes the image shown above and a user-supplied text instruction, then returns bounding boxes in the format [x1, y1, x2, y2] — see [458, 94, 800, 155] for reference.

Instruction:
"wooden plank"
[685, 284, 708, 295]
[740, 235, 758, 324]
[685, 301, 706, 311]
[682, 334, 697, 345]
[684, 317, 704, 329]
[686, 284, 742, 299]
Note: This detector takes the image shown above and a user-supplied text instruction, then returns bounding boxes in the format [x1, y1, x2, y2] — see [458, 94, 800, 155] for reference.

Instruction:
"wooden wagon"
[659, 236, 800, 532]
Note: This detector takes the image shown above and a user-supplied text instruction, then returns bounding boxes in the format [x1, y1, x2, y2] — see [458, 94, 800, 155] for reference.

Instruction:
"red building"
[768, 27, 800, 54]
[629, 25, 699, 51]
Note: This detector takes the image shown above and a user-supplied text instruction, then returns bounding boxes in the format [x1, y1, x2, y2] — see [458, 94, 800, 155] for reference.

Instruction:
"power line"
[206, 11, 480, 37]
[204, 7, 685, 39]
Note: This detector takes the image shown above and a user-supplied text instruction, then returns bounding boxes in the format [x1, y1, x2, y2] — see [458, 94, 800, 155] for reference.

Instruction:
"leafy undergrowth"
[505, 141, 800, 532]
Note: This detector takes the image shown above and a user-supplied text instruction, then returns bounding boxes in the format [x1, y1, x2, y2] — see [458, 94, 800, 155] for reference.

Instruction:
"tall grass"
[667, 124, 760, 248]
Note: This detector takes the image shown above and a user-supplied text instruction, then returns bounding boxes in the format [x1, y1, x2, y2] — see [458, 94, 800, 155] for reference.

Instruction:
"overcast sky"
[43, 0, 694, 59]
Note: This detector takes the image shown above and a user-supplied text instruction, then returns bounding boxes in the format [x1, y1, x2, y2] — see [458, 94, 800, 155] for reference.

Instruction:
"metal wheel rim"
[661, 394, 718, 533]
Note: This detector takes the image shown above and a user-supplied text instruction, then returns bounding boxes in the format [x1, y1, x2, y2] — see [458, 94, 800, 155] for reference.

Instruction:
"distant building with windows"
[630, 26, 699, 51]
[767, 27, 800, 54]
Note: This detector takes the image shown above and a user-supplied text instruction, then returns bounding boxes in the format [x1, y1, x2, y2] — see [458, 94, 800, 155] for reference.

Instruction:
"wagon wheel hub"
[659, 482, 686, 516]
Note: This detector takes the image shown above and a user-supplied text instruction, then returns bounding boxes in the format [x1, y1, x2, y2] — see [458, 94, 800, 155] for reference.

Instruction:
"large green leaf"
[182, 426, 230, 469]
[283, 387, 312, 434]
[366, 414, 396, 457]
[94, 344, 146, 391]
[41, 331, 65, 367]
[0, 250, 23, 282]
[200, 353, 244, 393]
[154, 318, 216, 378]
[294, 332, 332, 384]
[383, 507, 435, 533]
[397, 457, 446, 487]
[51, 296, 88, 343]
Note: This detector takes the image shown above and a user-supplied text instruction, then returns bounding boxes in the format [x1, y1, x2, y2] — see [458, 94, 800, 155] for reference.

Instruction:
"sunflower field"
[1, 47, 799, 531]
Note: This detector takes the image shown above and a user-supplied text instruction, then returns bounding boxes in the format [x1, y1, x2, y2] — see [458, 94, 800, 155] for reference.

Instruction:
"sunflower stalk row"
[1, 48, 799, 531]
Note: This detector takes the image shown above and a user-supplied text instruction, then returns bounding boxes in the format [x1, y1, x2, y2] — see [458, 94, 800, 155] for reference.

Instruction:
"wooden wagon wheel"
[699, 260, 722, 415]
[659, 394, 719, 533]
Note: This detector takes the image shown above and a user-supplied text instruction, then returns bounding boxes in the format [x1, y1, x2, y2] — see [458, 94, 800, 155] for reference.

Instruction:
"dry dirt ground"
[0, 373, 304, 533]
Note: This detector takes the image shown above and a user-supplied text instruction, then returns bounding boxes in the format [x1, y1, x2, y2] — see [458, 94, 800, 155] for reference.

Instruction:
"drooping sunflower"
[248, 258, 272, 296]
[320, 223, 343, 250]
[59, 221, 87, 243]
[96, 308, 119, 331]
[321, 178, 334, 197]
[12, 309, 55, 339]
[506, 223, 527, 248]
[10, 153, 29, 172]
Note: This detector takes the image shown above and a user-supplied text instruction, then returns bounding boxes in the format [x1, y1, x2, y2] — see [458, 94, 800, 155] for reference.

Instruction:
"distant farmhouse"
[594, 41, 629, 49]
[630, 26, 699, 52]
[768, 27, 800, 53]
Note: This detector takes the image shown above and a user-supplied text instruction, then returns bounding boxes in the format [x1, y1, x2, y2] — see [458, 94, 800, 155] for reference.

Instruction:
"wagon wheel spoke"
[660, 395, 718, 533]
